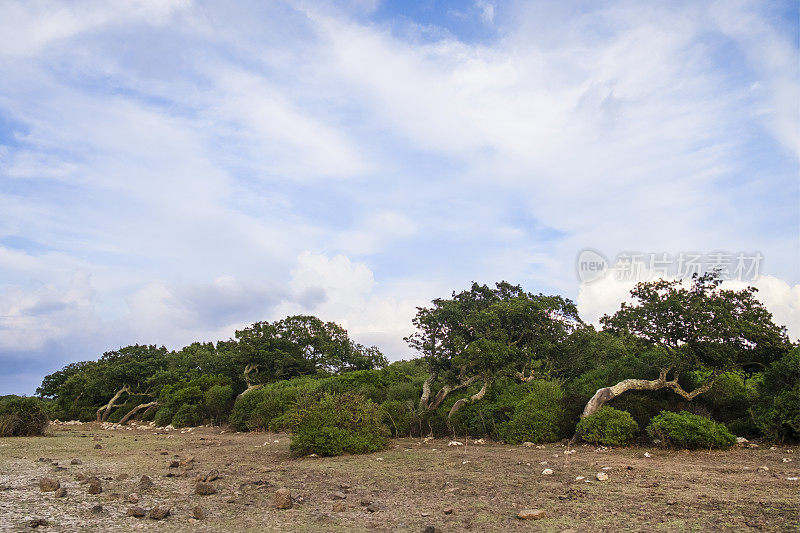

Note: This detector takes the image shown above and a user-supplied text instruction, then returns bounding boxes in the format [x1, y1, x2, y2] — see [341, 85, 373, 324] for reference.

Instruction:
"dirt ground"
[0, 423, 798, 532]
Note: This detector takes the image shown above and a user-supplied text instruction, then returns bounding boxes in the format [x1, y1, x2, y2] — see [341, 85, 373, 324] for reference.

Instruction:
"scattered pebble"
[596, 472, 609, 481]
[541, 468, 554, 475]
[517, 509, 546, 520]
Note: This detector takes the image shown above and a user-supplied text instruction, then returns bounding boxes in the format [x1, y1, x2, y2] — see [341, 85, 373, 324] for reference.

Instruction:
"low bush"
[646, 411, 736, 449]
[154, 406, 177, 427]
[0, 396, 49, 436]
[500, 380, 566, 444]
[172, 404, 201, 428]
[751, 349, 799, 442]
[575, 406, 639, 446]
[205, 385, 234, 425]
[288, 392, 389, 456]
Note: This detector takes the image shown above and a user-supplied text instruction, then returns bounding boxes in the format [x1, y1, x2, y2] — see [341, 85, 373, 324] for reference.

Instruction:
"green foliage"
[205, 385, 234, 424]
[646, 411, 736, 449]
[0, 396, 49, 437]
[750, 348, 799, 441]
[575, 407, 639, 446]
[500, 380, 565, 444]
[380, 399, 417, 437]
[154, 406, 176, 427]
[288, 392, 389, 457]
[172, 404, 202, 428]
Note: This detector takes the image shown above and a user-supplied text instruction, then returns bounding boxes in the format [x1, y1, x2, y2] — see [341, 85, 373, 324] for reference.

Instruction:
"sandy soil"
[0, 423, 798, 532]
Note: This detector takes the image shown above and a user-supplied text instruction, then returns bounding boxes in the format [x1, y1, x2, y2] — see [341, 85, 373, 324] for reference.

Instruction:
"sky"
[0, 0, 798, 395]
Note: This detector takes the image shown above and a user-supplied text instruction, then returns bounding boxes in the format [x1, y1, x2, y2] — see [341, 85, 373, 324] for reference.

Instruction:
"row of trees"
[35, 273, 797, 443]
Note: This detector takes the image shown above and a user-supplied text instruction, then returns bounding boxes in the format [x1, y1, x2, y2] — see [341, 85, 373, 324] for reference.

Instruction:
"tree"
[406, 281, 581, 424]
[579, 273, 791, 420]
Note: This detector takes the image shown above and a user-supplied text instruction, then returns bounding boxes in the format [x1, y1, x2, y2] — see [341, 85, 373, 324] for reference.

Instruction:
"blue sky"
[0, 0, 798, 395]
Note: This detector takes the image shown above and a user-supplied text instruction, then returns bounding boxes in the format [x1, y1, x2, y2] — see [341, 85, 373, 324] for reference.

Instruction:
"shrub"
[0, 396, 49, 436]
[288, 392, 389, 457]
[500, 380, 566, 444]
[172, 404, 201, 428]
[646, 411, 736, 449]
[575, 407, 639, 446]
[205, 385, 234, 425]
[381, 399, 417, 437]
[751, 349, 799, 442]
[154, 406, 177, 427]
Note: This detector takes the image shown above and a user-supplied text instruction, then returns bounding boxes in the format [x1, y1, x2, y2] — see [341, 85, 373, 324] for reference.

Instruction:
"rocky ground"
[0, 423, 798, 532]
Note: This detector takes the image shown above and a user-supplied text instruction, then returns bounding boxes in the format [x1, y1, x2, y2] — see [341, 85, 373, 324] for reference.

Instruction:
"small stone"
[55, 487, 67, 498]
[39, 477, 60, 492]
[126, 506, 146, 518]
[116, 473, 129, 481]
[333, 501, 346, 512]
[205, 470, 220, 482]
[180, 456, 195, 467]
[444, 508, 454, 515]
[192, 506, 206, 520]
[518, 509, 546, 520]
[87, 479, 103, 494]
[275, 488, 292, 509]
[149, 505, 170, 520]
[160, 451, 168, 455]
[575, 476, 585, 481]
[195, 482, 216, 495]
[339, 482, 351, 490]
[541, 468, 554, 475]
[138, 475, 153, 490]
[70, 458, 82, 465]
[423, 527, 436, 533]
[28, 518, 48, 528]
[90, 504, 104, 515]
[366, 503, 383, 512]
[332, 491, 347, 500]
[169, 460, 180, 468]
[758, 466, 770, 472]
[94, 444, 102, 449]
[360, 498, 372, 506]
[596, 472, 609, 481]
[643, 452, 652, 458]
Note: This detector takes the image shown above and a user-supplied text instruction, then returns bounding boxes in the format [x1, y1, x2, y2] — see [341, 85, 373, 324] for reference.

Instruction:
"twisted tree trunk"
[119, 401, 159, 425]
[447, 380, 489, 421]
[96, 386, 131, 422]
[236, 364, 264, 400]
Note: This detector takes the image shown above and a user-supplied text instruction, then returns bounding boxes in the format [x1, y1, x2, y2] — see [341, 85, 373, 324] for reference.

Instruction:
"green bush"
[0, 396, 49, 436]
[575, 407, 639, 446]
[154, 406, 177, 427]
[500, 380, 566, 444]
[646, 411, 736, 449]
[751, 349, 799, 442]
[381, 399, 416, 437]
[288, 392, 389, 457]
[172, 404, 201, 428]
[205, 385, 234, 425]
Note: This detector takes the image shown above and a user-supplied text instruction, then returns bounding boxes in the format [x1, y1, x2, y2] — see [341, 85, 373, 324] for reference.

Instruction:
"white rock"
[541, 469, 554, 475]
[601, 466, 612, 471]
[758, 466, 769, 471]
[596, 472, 609, 481]
[782, 458, 792, 463]
[539, 461, 548, 465]
[522, 442, 535, 447]
[575, 476, 585, 481]
[644, 452, 652, 458]
[564, 450, 576, 455]
[448, 441, 464, 447]
[736, 437, 749, 445]
[787, 477, 798, 481]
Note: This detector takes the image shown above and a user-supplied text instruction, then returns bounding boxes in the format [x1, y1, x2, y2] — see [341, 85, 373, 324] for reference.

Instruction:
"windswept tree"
[406, 282, 581, 423]
[579, 272, 791, 420]
[230, 315, 388, 398]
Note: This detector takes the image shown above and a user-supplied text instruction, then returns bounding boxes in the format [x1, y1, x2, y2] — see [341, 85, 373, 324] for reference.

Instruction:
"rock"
[575, 476, 585, 481]
[758, 466, 770, 472]
[126, 506, 146, 518]
[169, 460, 180, 468]
[70, 458, 82, 465]
[447, 441, 463, 446]
[522, 442, 535, 447]
[116, 473, 129, 481]
[204, 470, 220, 482]
[28, 518, 48, 528]
[149, 505, 171, 520]
[39, 477, 60, 492]
[423, 527, 437, 533]
[94, 444, 102, 449]
[90, 504, 104, 515]
[160, 451, 168, 455]
[127, 493, 139, 503]
[736, 437, 749, 445]
[643, 452, 652, 458]
[360, 498, 372, 506]
[55, 487, 67, 498]
[180, 456, 195, 467]
[339, 482, 351, 490]
[332, 491, 347, 500]
[74, 473, 86, 482]
[596, 472, 609, 481]
[192, 506, 206, 520]
[275, 488, 292, 509]
[87, 479, 103, 494]
[195, 482, 216, 495]
[542, 468, 554, 475]
[333, 501, 347, 512]
[517, 509, 546, 520]
[366, 503, 383, 512]
[444, 508, 454, 515]
[138, 475, 153, 490]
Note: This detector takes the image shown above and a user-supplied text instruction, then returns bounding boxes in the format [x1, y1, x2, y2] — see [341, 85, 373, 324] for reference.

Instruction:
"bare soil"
[1, 424, 798, 532]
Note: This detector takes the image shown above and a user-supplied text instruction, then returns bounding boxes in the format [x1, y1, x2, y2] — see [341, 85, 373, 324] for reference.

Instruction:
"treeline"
[17, 273, 799, 452]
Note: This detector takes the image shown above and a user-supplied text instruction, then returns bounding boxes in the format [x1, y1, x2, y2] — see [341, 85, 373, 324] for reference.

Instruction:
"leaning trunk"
[235, 383, 264, 400]
[119, 401, 159, 425]
[96, 386, 131, 422]
[447, 381, 489, 422]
